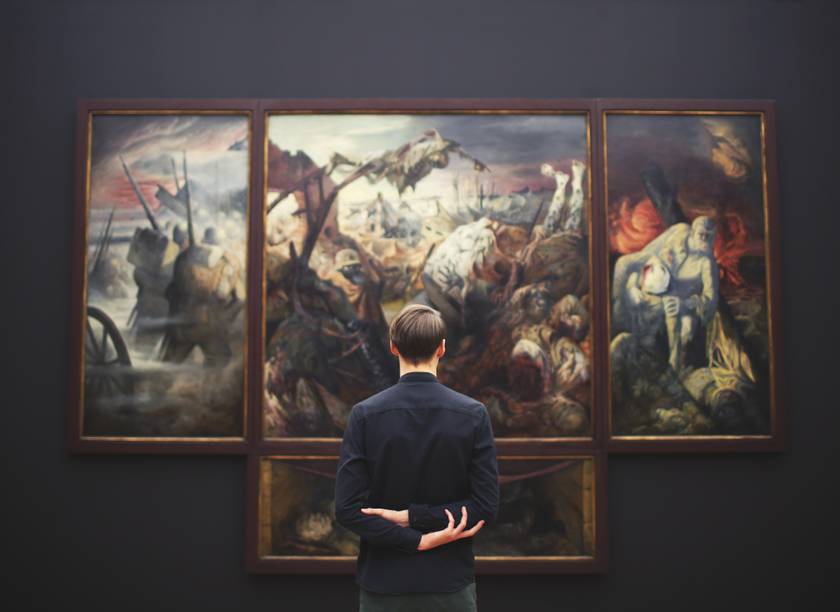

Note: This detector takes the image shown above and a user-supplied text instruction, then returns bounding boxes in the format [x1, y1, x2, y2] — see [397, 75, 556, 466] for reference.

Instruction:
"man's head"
[388, 304, 446, 368]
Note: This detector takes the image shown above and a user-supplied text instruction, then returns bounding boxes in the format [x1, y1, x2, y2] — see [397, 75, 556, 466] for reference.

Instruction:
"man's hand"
[417, 506, 485, 551]
[360, 507, 409, 527]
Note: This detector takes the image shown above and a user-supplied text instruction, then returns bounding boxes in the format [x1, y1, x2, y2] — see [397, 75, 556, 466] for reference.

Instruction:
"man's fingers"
[452, 506, 468, 535]
[460, 519, 485, 538]
[361, 508, 382, 516]
[444, 508, 454, 530]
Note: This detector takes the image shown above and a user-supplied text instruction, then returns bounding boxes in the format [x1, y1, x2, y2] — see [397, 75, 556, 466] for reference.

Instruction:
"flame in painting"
[713, 212, 751, 288]
[608, 196, 665, 255]
[610, 198, 753, 289]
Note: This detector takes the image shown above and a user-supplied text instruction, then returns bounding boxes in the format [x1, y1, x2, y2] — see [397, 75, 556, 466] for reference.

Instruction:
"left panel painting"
[72, 110, 251, 444]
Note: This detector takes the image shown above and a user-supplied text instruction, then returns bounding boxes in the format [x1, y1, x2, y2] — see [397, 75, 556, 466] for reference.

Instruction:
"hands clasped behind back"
[361, 506, 484, 552]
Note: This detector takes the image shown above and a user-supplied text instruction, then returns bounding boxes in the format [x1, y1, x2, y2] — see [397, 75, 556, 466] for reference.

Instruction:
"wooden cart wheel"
[85, 305, 133, 402]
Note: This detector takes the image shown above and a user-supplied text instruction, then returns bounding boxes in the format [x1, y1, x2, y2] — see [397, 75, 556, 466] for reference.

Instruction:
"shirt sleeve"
[334, 405, 424, 553]
[408, 405, 500, 533]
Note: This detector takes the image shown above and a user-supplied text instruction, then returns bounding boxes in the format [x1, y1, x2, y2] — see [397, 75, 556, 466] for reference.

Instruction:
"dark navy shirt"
[334, 371, 500, 594]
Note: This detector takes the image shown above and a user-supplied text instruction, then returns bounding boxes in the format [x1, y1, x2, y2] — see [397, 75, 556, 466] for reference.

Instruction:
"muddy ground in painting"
[82, 114, 248, 437]
[607, 114, 772, 436]
[263, 458, 593, 558]
[263, 114, 592, 438]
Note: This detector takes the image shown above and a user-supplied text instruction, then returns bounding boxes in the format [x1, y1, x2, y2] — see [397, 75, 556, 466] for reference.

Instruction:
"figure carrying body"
[613, 215, 719, 372]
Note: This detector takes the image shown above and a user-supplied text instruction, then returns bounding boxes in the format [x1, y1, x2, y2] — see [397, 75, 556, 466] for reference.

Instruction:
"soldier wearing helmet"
[335, 248, 389, 342]
[335, 249, 365, 286]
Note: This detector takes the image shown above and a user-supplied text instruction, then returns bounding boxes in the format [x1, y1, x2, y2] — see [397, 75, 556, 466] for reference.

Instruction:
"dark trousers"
[359, 582, 477, 612]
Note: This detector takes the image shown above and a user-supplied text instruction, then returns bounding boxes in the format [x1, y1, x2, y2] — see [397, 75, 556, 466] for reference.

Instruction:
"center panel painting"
[258, 107, 596, 446]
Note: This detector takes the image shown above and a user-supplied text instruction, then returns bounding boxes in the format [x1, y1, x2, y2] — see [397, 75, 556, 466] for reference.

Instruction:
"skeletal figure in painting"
[330, 128, 490, 196]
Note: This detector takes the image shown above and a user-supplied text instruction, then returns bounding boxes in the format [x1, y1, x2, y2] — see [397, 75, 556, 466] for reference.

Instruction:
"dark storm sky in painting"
[90, 114, 248, 211]
[606, 114, 765, 242]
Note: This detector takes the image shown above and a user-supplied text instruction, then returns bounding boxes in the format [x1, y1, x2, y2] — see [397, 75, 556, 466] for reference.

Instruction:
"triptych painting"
[67, 99, 784, 572]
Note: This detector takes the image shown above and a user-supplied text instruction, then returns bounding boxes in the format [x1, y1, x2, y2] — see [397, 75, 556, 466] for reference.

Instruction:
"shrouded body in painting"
[263, 114, 592, 438]
[259, 458, 594, 559]
[607, 113, 772, 436]
[82, 114, 249, 437]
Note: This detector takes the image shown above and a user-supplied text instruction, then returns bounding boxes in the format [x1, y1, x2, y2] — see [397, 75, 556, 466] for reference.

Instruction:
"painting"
[604, 105, 782, 444]
[69, 105, 252, 444]
[249, 454, 603, 573]
[262, 108, 595, 441]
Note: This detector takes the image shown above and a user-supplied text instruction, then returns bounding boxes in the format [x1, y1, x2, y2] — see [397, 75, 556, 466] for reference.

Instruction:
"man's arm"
[407, 406, 500, 533]
[334, 405, 423, 553]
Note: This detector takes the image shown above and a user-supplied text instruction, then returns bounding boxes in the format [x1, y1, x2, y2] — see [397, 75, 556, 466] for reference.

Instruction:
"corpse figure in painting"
[263, 114, 592, 439]
[608, 114, 771, 436]
[262, 458, 594, 559]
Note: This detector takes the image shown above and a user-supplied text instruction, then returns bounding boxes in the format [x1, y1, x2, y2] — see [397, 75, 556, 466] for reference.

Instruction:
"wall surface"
[3, 1, 837, 610]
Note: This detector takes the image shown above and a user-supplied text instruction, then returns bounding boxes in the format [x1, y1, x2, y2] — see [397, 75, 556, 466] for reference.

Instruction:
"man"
[335, 303, 500, 611]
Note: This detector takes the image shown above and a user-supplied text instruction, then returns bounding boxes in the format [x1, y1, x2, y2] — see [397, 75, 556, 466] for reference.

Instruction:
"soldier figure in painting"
[160, 237, 245, 366]
[121, 155, 181, 354]
[613, 215, 719, 373]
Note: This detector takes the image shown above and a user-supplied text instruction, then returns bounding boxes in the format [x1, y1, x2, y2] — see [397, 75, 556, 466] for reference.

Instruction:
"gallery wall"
[3, 0, 837, 610]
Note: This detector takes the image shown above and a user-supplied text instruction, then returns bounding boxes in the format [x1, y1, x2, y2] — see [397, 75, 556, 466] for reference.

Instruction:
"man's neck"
[399, 363, 437, 377]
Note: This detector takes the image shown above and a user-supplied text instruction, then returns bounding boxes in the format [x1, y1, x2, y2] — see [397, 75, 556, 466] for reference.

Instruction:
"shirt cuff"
[398, 526, 423, 553]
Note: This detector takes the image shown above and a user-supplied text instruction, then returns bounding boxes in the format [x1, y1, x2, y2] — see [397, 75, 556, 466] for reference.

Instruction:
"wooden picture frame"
[596, 99, 786, 453]
[255, 99, 603, 456]
[66, 99, 261, 453]
[245, 452, 607, 574]
[65, 97, 786, 575]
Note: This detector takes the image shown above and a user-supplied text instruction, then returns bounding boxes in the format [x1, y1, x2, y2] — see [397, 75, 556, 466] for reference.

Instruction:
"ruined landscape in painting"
[263, 114, 593, 439]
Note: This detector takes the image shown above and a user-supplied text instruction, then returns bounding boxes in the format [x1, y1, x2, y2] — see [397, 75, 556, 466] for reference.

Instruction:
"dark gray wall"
[3, 1, 837, 610]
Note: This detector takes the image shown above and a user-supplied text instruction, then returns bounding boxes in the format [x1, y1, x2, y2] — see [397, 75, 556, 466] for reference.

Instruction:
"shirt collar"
[398, 371, 439, 383]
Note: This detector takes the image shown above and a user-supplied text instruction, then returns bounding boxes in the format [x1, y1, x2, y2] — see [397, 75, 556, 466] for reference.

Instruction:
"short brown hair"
[388, 304, 446, 365]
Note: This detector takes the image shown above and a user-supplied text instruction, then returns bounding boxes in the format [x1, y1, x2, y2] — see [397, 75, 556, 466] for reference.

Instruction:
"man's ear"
[390, 340, 400, 357]
[438, 338, 446, 358]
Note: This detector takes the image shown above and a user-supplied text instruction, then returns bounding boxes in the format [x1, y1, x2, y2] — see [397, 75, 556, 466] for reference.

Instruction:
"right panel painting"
[604, 107, 781, 445]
